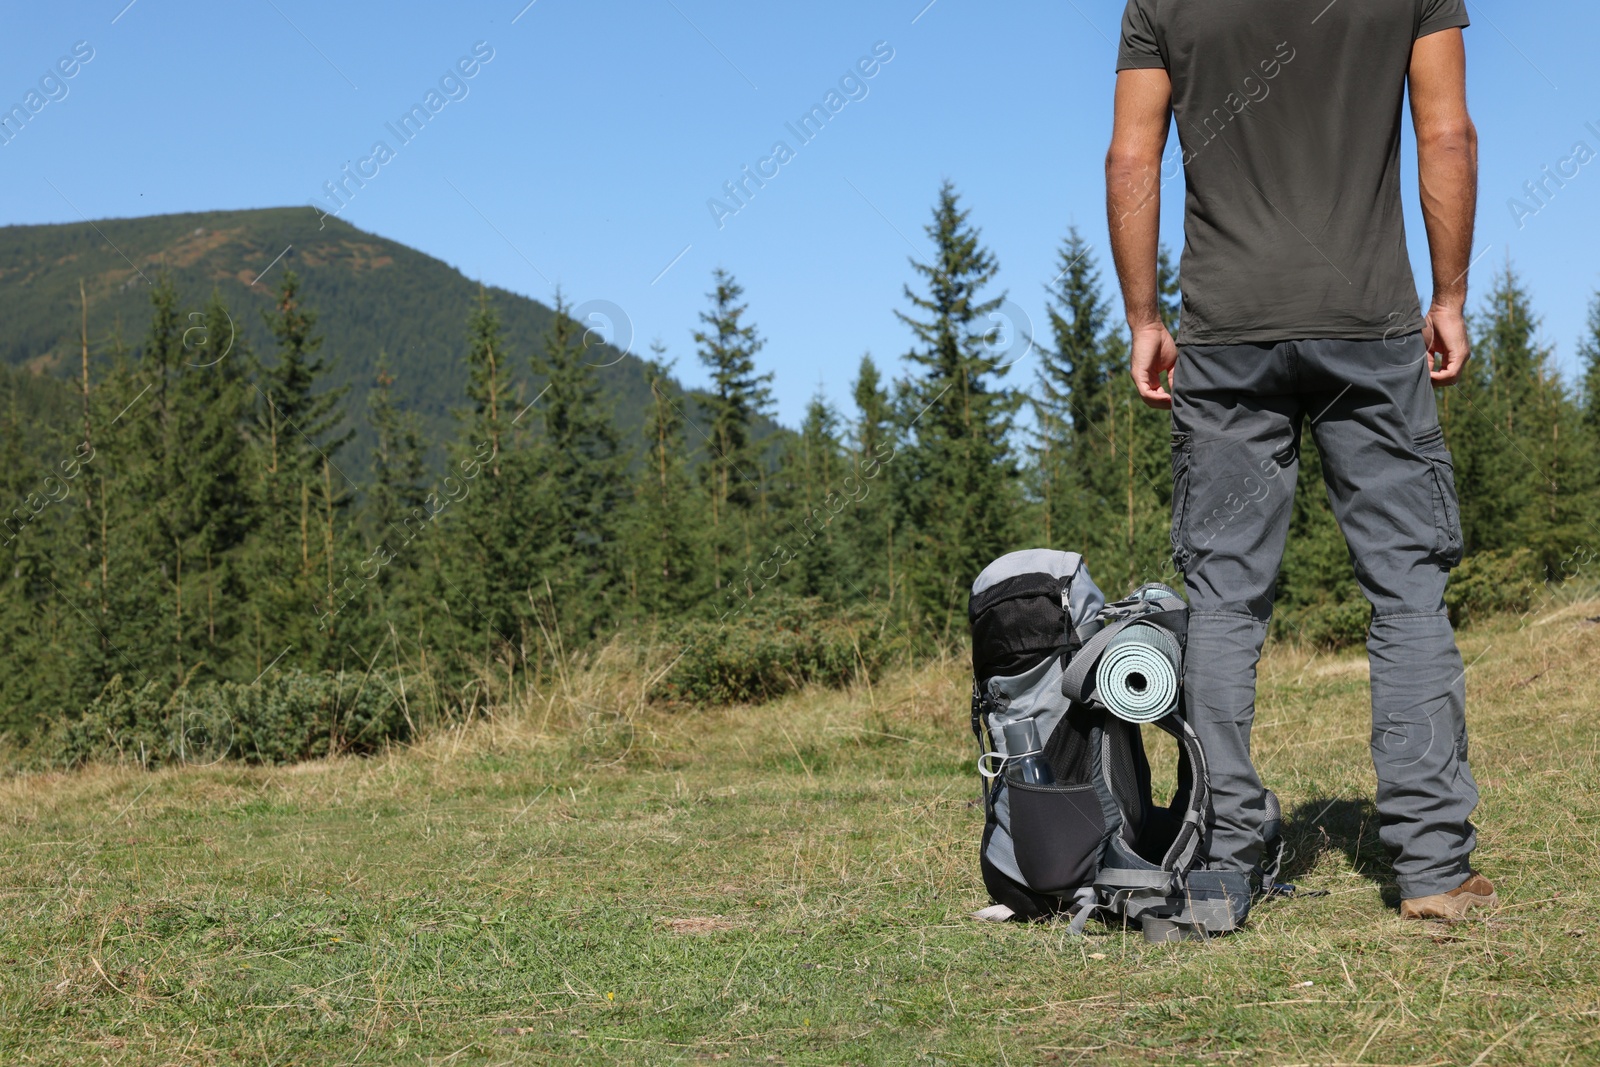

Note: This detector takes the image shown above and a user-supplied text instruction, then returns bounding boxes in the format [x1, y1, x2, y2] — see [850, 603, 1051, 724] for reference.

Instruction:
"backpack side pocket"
[1007, 782, 1105, 895]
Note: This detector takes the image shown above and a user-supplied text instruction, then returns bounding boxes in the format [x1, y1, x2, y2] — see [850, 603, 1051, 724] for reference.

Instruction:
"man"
[1105, 0, 1494, 929]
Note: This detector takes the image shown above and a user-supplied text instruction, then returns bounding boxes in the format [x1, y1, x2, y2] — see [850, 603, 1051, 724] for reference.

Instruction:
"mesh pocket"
[1007, 782, 1105, 894]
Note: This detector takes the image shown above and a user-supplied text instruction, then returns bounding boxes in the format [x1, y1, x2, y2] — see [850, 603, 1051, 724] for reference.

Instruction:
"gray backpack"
[969, 549, 1279, 940]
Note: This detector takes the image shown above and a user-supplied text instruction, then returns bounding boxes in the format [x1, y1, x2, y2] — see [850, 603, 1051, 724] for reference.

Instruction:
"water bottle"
[1001, 719, 1055, 786]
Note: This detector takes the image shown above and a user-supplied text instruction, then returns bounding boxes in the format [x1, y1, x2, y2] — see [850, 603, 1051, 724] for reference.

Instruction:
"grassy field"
[1, 603, 1598, 1065]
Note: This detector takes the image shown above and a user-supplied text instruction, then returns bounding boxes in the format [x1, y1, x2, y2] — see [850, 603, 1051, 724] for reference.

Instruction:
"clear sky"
[4, 1, 1598, 428]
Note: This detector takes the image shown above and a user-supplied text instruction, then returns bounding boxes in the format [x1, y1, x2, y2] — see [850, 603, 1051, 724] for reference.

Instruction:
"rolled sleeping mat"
[1096, 621, 1182, 723]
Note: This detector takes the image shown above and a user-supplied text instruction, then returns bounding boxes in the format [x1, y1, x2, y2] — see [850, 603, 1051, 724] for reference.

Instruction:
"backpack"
[968, 549, 1279, 940]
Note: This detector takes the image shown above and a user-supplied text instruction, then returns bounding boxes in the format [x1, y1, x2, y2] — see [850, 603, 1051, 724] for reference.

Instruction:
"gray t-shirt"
[1117, 0, 1469, 345]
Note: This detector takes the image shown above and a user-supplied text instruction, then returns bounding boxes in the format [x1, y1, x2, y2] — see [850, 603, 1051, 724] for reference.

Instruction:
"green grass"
[2, 605, 1599, 1064]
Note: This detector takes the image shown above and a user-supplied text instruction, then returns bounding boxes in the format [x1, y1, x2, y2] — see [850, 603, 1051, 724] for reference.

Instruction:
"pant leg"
[1298, 334, 1479, 899]
[1170, 343, 1301, 880]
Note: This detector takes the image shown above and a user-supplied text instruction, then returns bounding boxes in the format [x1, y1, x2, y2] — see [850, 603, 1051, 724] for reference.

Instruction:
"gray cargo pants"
[1170, 333, 1480, 901]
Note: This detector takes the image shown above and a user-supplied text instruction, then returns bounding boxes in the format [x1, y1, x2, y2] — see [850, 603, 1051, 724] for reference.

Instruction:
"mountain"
[0, 207, 726, 468]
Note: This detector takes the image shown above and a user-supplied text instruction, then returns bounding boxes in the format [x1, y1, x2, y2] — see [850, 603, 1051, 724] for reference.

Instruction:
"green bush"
[650, 596, 894, 707]
[1277, 597, 1371, 651]
[1445, 548, 1541, 629]
[37, 669, 411, 770]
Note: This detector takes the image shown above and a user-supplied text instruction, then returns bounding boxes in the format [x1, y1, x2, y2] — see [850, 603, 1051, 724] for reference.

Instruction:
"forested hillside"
[0, 208, 710, 465]
[3, 185, 1598, 750]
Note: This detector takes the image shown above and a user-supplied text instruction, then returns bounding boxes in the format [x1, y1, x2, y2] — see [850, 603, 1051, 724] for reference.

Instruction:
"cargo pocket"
[1169, 433, 1193, 572]
[1414, 426, 1463, 568]
[1007, 781, 1105, 895]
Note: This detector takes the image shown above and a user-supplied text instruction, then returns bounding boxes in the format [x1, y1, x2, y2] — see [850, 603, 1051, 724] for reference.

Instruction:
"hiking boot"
[1399, 873, 1498, 920]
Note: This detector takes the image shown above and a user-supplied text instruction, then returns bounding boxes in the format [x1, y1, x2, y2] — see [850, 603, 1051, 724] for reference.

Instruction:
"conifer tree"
[247, 272, 352, 666]
[367, 351, 428, 554]
[258, 271, 351, 470]
[624, 343, 706, 616]
[1032, 228, 1115, 553]
[525, 292, 630, 642]
[168, 291, 255, 673]
[1579, 290, 1600, 445]
[442, 289, 537, 660]
[848, 355, 898, 600]
[776, 390, 850, 599]
[463, 287, 511, 476]
[693, 270, 774, 592]
[894, 182, 1020, 634]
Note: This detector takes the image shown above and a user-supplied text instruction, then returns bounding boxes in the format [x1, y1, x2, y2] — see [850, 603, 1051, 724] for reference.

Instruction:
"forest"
[3, 181, 1597, 760]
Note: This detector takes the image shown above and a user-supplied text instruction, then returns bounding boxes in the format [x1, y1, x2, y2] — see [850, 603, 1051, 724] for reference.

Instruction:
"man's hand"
[1424, 302, 1470, 386]
[1131, 321, 1178, 409]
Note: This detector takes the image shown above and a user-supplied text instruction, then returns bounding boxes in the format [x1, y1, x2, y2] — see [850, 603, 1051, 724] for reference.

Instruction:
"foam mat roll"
[1097, 622, 1182, 723]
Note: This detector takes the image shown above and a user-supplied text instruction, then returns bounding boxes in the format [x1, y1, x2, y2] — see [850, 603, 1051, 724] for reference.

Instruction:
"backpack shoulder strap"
[1152, 712, 1211, 875]
[1060, 591, 1189, 705]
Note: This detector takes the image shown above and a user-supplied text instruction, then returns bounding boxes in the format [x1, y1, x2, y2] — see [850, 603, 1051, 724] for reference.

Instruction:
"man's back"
[1118, 0, 1470, 344]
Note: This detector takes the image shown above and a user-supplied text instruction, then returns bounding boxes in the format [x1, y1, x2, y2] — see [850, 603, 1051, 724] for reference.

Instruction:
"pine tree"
[246, 272, 353, 667]
[1026, 232, 1174, 590]
[1449, 265, 1544, 555]
[439, 290, 535, 664]
[776, 390, 850, 600]
[367, 351, 428, 553]
[168, 291, 255, 674]
[847, 355, 898, 600]
[624, 342, 706, 616]
[1442, 263, 1591, 574]
[463, 286, 511, 476]
[894, 182, 1020, 635]
[1579, 289, 1600, 445]
[258, 271, 351, 471]
[693, 270, 775, 593]
[1032, 228, 1116, 553]
[525, 291, 630, 642]
[1041, 227, 1114, 437]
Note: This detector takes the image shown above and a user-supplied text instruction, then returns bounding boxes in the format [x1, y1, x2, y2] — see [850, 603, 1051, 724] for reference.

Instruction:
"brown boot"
[1399, 873, 1498, 920]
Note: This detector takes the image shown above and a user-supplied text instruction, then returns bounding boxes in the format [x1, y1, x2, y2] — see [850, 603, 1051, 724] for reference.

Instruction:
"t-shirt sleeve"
[1116, 0, 1165, 71]
[1417, 0, 1469, 38]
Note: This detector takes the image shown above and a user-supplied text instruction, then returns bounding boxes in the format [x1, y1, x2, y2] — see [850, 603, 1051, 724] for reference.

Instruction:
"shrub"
[650, 596, 895, 707]
[1277, 597, 1370, 651]
[1445, 548, 1541, 628]
[37, 668, 411, 770]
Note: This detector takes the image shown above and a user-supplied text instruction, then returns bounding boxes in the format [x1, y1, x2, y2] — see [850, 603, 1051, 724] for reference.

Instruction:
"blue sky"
[4, 1, 1598, 428]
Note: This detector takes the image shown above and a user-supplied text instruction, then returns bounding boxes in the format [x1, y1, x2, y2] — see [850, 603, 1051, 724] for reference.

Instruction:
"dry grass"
[0, 606, 1597, 1064]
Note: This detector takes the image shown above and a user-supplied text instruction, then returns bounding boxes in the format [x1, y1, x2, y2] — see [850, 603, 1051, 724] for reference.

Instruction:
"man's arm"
[1106, 68, 1176, 408]
[1409, 28, 1477, 386]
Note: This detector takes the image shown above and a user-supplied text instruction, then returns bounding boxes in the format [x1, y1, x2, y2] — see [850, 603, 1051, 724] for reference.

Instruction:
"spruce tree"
[1441, 263, 1591, 574]
[693, 270, 775, 592]
[848, 355, 898, 600]
[258, 271, 351, 469]
[366, 355, 428, 559]
[463, 286, 511, 476]
[624, 343, 706, 616]
[247, 272, 353, 667]
[1579, 290, 1600, 445]
[168, 291, 255, 674]
[441, 289, 539, 662]
[1032, 228, 1116, 554]
[894, 182, 1020, 635]
[525, 291, 629, 642]
[776, 390, 850, 600]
